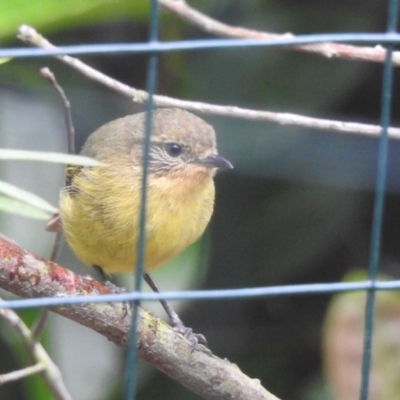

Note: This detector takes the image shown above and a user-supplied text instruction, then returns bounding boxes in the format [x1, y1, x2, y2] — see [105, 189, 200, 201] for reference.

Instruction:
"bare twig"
[40, 67, 75, 155]
[35, 67, 76, 342]
[0, 364, 45, 384]
[31, 308, 50, 342]
[17, 24, 400, 140]
[49, 229, 64, 262]
[0, 237, 279, 400]
[159, 0, 400, 66]
[0, 299, 72, 400]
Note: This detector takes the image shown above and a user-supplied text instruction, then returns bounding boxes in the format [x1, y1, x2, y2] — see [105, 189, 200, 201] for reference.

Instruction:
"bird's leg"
[143, 272, 207, 348]
[143, 272, 184, 327]
[94, 265, 109, 282]
[94, 265, 130, 316]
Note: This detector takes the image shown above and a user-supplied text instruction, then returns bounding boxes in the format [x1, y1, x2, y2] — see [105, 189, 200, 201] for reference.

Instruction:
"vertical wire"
[359, 1, 398, 399]
[124, 1, 159, 399]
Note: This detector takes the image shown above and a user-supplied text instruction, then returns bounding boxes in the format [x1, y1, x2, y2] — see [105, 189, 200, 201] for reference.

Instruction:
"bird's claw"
[173, 324, 208, 350]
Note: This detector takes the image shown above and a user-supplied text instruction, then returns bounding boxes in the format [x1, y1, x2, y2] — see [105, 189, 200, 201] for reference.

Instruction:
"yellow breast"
[60, 166, 215, 274]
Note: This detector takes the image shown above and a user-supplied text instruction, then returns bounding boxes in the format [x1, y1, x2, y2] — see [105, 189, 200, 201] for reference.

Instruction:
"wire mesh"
[0, 1, 399, 399]
[125, 2, 160, 398]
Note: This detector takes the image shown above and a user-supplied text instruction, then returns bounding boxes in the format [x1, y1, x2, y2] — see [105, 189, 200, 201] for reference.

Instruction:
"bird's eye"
[166, 143, 182, 157]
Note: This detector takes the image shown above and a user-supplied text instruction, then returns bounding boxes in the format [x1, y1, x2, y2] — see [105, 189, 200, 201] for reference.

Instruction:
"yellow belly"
[60, 168, 215, 274]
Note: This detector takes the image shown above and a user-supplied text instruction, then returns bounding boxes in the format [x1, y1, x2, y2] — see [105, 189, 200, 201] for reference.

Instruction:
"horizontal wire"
[1, 280, 400, 310]
[3, 32, 400, 58]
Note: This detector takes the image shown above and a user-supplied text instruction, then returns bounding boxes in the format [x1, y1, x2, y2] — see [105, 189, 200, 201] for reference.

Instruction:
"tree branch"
[17, 24, 400, 140]
[0, 237, 280, 400]
[159, 0, 400, 66]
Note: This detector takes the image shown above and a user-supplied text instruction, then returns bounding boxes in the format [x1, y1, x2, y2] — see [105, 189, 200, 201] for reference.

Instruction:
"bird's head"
[81, 108, 233, 181]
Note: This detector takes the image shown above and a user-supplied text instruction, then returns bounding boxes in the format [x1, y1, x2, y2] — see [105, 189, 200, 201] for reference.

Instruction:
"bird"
[59, 107, 233, 345]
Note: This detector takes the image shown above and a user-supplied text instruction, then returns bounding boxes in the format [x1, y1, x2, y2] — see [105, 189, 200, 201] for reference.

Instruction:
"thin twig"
[17, 24, 400, 140]
[39, 69, 71, 253]
[159, 0, 400, 66]
[0, 364, 45, 385]
[49, 230, 64, 262]
[0, 300, 72, 400]
[35, 67, 75, 341]
[32, 227, 61, 341]
[40, 67, 75, 155]
[31, 309, 50, 342]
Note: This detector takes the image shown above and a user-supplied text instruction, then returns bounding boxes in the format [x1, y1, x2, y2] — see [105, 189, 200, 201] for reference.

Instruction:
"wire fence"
[0, 1, 399, 399]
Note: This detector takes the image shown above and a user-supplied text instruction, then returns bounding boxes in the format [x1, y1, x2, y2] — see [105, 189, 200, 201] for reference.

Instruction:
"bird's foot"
[173, 321, 208, 350]
[142, 273, 209, 351]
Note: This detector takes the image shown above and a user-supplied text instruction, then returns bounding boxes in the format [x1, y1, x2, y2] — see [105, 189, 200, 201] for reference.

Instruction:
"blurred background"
[1, 1, 400, 399]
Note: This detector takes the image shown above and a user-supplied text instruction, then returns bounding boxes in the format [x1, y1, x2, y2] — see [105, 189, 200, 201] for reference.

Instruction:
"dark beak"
[191, 153, 233, 170]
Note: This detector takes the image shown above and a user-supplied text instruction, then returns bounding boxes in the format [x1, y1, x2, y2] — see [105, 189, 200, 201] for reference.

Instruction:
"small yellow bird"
[59, 108, 232, 344]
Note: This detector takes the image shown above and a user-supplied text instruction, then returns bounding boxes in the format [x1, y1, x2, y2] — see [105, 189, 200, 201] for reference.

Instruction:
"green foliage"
[0, 151, 100, 219]
[0, 181, 56, 214]
[0, 196, 51, 219]
[1, 309, 51, 400]
[0, 0, 149, 40]
[0, 149, 100, 165]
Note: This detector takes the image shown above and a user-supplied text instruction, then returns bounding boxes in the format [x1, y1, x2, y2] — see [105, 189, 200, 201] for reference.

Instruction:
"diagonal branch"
[159, 0, 400, 66]
[0, 237, 280, 400]
[0, 300, 72, 400]
[0, 364, 45, 384]
[17, 24, 400, 140]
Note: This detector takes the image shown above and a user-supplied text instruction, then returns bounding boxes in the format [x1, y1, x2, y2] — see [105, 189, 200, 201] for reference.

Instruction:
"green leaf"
[0, 0, 149, 40]
[0, 181, 57, 213]
[0, 195, 51, 219]
[0, 149, 100, 166]
[0, 57, 11, 65]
